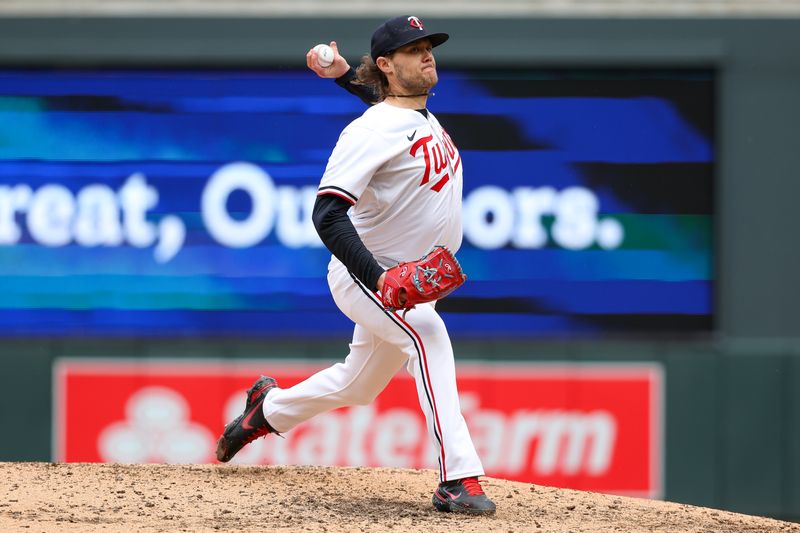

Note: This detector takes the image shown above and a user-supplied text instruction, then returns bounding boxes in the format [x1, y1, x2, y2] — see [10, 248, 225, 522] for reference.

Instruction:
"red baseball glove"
[381, 246, 467, 311]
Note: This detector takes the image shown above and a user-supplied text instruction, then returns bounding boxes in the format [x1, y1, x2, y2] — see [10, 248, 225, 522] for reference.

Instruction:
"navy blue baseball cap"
[370, 15, 449, 62]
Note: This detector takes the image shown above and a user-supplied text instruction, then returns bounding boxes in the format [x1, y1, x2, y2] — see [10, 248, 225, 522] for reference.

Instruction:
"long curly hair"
[353, 54, 389, 103]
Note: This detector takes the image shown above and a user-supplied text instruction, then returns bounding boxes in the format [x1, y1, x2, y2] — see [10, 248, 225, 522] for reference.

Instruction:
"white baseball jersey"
[263, 100, 485, 484]
[318, 101, 463, 266]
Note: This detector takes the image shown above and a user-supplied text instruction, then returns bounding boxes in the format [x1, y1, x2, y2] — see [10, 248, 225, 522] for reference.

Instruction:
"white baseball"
[313, 44, 334, 68]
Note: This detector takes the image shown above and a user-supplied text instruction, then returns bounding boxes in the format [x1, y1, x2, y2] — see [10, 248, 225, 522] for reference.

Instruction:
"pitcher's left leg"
[398, 303, 484, 483]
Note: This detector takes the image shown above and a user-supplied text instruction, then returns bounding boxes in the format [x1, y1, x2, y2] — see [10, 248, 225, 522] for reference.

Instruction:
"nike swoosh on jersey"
[407, 130, 417, 141]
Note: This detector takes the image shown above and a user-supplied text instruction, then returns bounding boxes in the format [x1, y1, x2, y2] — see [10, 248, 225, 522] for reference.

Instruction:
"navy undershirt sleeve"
[312, 194, 385, 291]
[335, 68, 380, 106]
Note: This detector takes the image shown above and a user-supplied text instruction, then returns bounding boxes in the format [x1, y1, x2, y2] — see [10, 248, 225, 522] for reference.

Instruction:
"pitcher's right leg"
[262, 325, 406, 433]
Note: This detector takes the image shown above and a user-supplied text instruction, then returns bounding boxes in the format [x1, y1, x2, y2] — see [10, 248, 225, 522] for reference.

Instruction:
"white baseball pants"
[262, 257, 484, 482]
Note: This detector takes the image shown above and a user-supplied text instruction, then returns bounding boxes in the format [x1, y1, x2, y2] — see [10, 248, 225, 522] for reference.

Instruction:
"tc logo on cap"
[370, 15, 449, 61]
[408, 16, 424, 30]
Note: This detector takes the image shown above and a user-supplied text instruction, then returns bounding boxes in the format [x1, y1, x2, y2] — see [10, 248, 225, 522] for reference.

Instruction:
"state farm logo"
[97, 386, 215, 463]
[55, 361, 662, 497]
[80, 386, 618, 477]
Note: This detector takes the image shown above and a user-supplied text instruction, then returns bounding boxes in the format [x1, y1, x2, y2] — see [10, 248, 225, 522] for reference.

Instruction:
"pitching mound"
[1, 462, 797, 532]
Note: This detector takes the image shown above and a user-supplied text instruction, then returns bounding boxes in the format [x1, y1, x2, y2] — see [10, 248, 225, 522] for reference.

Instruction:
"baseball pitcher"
[216, 15, 496, 515]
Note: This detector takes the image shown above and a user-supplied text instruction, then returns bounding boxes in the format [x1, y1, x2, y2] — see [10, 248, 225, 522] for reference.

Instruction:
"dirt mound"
[1, 462, 797, 532]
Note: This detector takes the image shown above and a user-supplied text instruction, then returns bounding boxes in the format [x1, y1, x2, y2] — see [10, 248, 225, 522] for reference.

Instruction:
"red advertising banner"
[54, 359, 663, 497]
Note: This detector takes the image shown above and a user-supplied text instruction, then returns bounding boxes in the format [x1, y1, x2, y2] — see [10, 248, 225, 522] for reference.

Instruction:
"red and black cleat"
[432, 477, 496, 515]
[215, 375, 279, 462]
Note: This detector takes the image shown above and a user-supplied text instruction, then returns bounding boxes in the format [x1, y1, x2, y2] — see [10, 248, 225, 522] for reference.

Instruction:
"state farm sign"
[54, 359, 663, 497]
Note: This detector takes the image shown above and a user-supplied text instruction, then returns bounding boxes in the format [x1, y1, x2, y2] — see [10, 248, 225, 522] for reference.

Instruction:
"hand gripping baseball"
[380, 246, 467, 311]
[306, 41, 350, 79]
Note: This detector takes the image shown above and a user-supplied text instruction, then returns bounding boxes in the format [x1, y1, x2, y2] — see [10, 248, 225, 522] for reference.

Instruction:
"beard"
[394, 63, 438, 94]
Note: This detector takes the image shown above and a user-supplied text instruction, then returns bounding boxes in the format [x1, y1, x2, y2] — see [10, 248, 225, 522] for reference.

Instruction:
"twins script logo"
[410, 129, 461, 193]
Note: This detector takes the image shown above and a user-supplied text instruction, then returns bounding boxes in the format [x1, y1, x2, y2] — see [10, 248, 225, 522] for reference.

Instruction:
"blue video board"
[0, 68, 713, 337]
